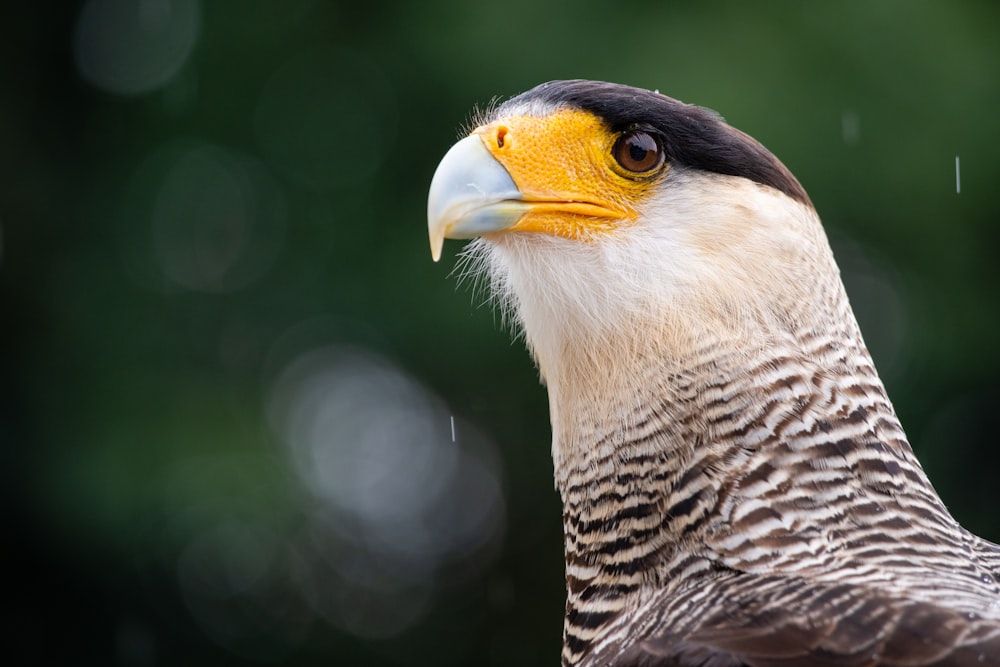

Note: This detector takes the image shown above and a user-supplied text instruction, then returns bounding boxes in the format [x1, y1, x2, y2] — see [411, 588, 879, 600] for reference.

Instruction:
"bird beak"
[427, 135, 526, 262]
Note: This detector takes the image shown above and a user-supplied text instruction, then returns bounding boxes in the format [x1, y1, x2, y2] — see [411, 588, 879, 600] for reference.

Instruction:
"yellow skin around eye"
[472, 109, 668, 241]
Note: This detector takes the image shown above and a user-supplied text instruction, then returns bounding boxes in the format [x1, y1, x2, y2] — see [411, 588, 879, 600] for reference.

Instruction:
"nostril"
[496, 126, 508, 148]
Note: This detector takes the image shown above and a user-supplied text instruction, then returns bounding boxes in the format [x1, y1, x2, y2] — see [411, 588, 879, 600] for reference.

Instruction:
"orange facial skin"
[472, 109, 667, 241]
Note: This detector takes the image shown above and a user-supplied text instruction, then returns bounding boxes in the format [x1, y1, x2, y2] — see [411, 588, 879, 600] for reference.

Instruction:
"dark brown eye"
[612, 130, 664, 174]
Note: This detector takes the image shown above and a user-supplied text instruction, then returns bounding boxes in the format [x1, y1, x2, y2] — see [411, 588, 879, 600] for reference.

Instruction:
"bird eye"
[612, 130, 664, 175]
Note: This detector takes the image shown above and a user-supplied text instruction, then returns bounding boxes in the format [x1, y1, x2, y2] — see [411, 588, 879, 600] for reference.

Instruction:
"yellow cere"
[472, 109, 665, 241]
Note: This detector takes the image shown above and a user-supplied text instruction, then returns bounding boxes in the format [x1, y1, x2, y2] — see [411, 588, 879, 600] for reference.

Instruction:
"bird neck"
[545, 301, 934, 661]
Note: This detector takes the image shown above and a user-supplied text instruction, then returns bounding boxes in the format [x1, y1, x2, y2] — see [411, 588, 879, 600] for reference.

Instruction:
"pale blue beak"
[427, 135, 527, 261]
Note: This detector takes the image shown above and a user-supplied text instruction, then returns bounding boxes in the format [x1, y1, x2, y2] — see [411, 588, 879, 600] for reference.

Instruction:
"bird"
[426, 80, 1000, 666]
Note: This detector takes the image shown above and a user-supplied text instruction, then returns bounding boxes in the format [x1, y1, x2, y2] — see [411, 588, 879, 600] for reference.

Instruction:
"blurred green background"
[3, 1, 999, 664]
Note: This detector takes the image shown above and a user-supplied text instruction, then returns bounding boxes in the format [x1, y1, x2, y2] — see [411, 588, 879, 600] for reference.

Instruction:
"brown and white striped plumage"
[427, 80, 1000, 665]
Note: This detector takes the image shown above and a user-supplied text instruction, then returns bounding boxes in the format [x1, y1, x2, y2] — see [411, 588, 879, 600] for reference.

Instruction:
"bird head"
[428, 80, 846, 396]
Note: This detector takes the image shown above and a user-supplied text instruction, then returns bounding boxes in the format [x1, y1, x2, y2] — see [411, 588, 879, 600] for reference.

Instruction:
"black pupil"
[629, 141, 648, 162]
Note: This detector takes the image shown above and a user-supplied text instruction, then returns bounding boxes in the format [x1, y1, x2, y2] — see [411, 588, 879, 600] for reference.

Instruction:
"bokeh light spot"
[74, 0, 200, 95]
[177, 520, 314, 661]
[119, 142, 286, 293]
[267, 342, 505, 638]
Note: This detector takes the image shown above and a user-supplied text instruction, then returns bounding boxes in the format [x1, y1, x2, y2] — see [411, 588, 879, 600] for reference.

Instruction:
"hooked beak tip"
[426, 135, 523, 262]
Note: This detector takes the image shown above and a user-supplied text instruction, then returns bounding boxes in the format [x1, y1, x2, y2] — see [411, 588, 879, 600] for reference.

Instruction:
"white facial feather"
[462, 168, 840, 394]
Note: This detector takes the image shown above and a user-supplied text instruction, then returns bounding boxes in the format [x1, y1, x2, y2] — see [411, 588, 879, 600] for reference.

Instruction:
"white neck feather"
[465, 172, 855, 470]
